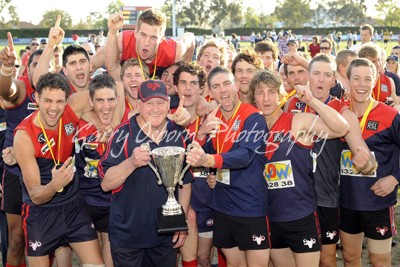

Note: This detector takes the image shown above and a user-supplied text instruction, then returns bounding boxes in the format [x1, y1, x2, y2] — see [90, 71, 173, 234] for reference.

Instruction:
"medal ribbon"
[350, 99, 375, 133]
[216, 102, 242, 154]
[37, 112, 62, 165]
[136, 48, 158, 80]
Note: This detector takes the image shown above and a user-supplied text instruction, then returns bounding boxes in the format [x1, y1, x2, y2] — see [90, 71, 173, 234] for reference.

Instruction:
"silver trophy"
[143, 144, 194, 233]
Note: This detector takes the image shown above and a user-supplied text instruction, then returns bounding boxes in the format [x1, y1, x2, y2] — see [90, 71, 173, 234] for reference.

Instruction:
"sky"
[11, 0, 378, 25]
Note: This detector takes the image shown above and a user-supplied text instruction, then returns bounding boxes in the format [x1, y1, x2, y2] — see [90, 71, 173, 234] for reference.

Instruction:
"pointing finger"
[210, 103, 221, 117]
[7, 32, 14, 51]
[178, 95, 185, 110]
[54, 15, 61, 28]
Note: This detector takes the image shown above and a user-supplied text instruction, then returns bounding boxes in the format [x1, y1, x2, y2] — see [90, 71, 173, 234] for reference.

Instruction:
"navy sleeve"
[389, 113, 400, 183]
[385, 70, 400, 96]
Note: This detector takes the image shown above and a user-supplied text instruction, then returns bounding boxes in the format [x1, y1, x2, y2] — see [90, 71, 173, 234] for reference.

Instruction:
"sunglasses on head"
[31, 43, 39, 46]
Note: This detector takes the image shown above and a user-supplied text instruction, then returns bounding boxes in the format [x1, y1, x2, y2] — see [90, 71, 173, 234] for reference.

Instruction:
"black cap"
[40, 38, 47, 44]
[387, 54, 398, 62]
[139, 80, 168, 102]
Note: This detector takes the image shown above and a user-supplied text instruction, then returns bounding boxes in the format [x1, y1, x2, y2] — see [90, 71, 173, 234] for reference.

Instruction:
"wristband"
[0, 67, 12, 77]
[1, 65, 14, 72]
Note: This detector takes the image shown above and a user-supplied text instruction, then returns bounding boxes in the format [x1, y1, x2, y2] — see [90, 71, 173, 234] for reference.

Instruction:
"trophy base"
[157, 208, 188, 234]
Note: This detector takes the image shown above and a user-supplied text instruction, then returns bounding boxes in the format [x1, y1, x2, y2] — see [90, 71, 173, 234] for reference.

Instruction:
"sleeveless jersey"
[121, 31, 177, 78]
[15, 105, 80, 207]
[265, 112, 316, 222]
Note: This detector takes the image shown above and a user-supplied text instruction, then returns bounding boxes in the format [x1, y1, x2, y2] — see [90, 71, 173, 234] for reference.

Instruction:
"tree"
[275, 0, 312, 28]
[311, 1, 328, 28]
[0, 0, 19, 28]
[375, 0, 400, 26]
[328, 0, 366, 26]
[106, 0, 124, 15]
[39, 9, 72, 28]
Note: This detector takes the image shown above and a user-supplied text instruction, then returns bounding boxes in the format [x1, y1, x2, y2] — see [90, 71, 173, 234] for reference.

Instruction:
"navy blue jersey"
[201, 103, 268, 217]
[98, 115, 193, 248]
[340, 103, 400, 211]
[287, 97, 348, 208]
[15, 105, 80, 207]
[75, 120, 111, 206]
[265, 112, 316, 222]
[5, 76, 37, 176]
[0, 108, 7, 168]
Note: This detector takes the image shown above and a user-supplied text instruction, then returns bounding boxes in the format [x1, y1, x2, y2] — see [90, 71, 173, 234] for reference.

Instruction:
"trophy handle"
[141, 142, 163, 185]
[148, 161, 163, 185]
[178, 143, 196, 186]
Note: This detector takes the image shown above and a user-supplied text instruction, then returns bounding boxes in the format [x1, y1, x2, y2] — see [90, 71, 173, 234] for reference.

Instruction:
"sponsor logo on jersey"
[366, 120, 379, 131]
[340, 150, 376, 177]
[264, 160, 295, 189]
[381, 84, 388, 92]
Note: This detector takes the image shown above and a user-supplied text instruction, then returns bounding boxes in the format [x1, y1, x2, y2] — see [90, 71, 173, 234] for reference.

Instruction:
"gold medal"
[217, 170, 223, 181]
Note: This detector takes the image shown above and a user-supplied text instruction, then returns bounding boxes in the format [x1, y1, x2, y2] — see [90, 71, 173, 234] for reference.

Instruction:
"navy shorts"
[317, 206, 339, 244]
[196, 210, 214, 233]
[270, 211, 321, 253]
[22, 197, 98, 256]
[339, 206, 395, 240]
[86, 204, 110, 233]
[212, 211, 270, 250]
[3, 170, 22, 215]
[111, 246, 177, 267]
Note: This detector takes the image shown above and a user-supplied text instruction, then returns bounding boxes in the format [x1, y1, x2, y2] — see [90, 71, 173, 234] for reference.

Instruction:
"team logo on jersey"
[64, 123, 75, 136]
[295, 102, 304, 109]
[84, 157, 99, 178]
[366, 120, 379, 131]
[37, 133, 46, 144]
[264, 160, 295, 189]
[381, 84, 388, 92]
[252, 234, 266, 245]
[27, 102, 38, 110]
[232, 120, 240, 131]
[376, 226, 388, 236]
[206, 219, 214, 227]
[273, 132, 284, 143]
[303, 238, 316, 248]
[29, 240, 42, 251]
[340, 150, 376, 177]
[326, 231, 337, 240]
[41, 138, 55, 155]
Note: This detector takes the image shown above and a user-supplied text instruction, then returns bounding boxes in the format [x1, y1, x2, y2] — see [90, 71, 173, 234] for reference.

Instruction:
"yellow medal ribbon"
[216, 102, 242, 154]
[350, 99, 375, 133]
[38, 112, 64, 193]
[136, 48, 158, 80]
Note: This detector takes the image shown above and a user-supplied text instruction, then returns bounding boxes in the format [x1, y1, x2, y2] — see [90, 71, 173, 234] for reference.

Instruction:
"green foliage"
[275, 0, 312, 28]
[0, 0, 19, 28]
[107, 0, 124, 14]
[39, 9, 72, 28]
[375, 0, 400, 27]
[328, 0, 366, 27]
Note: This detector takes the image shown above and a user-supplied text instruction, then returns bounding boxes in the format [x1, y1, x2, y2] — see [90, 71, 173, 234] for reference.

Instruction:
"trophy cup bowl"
[146, 144, 194, 233]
